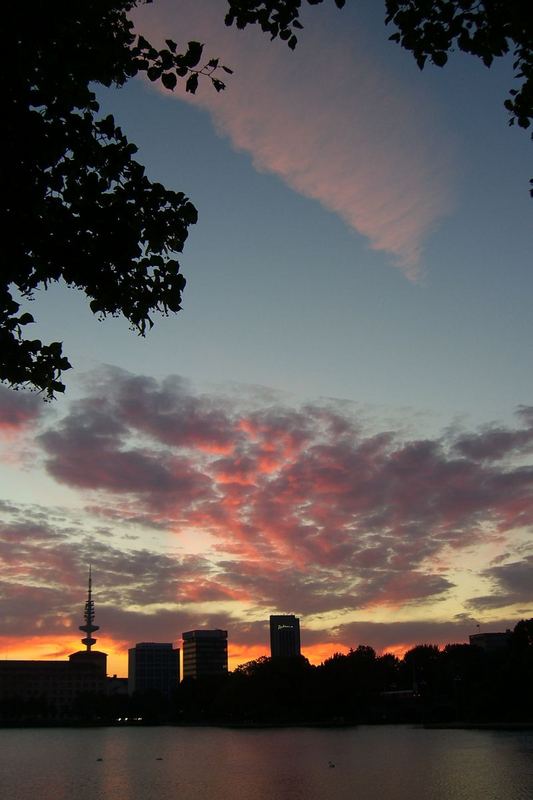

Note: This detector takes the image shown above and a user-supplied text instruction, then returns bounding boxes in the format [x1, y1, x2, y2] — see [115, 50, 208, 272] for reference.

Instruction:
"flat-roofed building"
[182, 629, 228, 679]
[128, 642, 180, 696]
[0, 657, 106, 718]
[270, 614, 301, 658]
[469, 630, 512, 652]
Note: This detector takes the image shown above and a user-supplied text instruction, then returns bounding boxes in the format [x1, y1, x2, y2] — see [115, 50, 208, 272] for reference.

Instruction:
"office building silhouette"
[182, 629, 228, 679]
[270, 614, 301, 658]
[128, 642, 180, 696]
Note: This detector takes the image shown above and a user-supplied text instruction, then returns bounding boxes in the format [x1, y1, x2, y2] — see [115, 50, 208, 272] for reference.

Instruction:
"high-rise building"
[182, 629, 228, 679]
[128, 643, 180, 696]
[270, 614, 301, 658]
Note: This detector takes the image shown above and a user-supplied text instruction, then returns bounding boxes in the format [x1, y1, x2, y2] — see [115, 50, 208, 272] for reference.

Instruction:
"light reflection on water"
[1, 725, 532, 800]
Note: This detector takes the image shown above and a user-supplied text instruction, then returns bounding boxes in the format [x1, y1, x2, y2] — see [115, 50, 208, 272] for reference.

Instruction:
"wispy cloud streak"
[133, 0, 455, 277]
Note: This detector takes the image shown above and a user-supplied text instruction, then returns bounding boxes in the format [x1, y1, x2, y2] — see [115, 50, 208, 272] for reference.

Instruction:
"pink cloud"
[17, 367, 533, 621]
[0, 385, 44, 434]
[1, 495, 529, 665]
[99, 373, 238, 454]
[132, 0, 455, 278]
[38, 394, 216, 512]
[0, 516, 233, 637]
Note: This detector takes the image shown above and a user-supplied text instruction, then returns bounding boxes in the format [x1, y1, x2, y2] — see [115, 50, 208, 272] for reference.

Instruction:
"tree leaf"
[186, 73, 199, 94]
[161, 72, 177, 91]
[183, 41, 204, 69]
[147, 65, 161, 81]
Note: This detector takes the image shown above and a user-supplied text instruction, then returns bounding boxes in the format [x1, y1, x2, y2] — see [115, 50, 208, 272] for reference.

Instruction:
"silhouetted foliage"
[512, 617, 533, 648]
[5, 1, 531, 397]
[385, 1, 533, 195]
[4, 0, 344, 397]
[230, 655, 315, 722]
[225, 0, 346, 50]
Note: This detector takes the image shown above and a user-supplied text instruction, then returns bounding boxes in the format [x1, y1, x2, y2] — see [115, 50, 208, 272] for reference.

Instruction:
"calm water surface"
[1, 725, 532, 800]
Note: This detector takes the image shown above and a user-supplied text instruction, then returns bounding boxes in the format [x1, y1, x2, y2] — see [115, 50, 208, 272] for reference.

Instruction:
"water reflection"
[1, 726, 531, 800]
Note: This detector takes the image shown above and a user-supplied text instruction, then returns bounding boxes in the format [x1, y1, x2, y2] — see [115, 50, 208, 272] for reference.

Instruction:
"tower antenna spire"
[79, 565, 99, 651]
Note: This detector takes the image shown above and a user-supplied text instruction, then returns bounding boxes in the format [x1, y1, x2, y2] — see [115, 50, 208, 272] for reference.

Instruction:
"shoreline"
[1, 720, 533, 731]
[422, 721, 533, 731]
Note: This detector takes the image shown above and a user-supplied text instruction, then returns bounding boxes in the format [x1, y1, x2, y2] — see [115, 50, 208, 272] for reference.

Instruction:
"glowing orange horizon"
[0, 635, 428, 678]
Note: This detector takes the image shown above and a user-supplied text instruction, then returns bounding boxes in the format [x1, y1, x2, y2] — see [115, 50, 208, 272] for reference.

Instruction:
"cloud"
[453, 412, 533, 461]
[3, 370, 532, 668]
[468, 556, 533, 611]
[0, 509, 244, 642]
[94, 373, 238, 454]
[0, 385, 44, 433]
[132, 0, 455, 278]
[38, 392, 216, 512]
[28, 367, 533, 632]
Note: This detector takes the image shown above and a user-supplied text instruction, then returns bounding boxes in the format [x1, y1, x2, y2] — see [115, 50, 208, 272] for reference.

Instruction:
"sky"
[1, 0, 532, 676]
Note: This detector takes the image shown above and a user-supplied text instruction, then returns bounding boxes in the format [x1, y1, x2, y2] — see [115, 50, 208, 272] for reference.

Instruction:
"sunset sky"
[1, 0, 532, 676]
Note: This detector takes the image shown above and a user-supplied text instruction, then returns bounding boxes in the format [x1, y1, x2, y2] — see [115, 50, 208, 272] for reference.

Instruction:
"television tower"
[79, 566, 99, 652]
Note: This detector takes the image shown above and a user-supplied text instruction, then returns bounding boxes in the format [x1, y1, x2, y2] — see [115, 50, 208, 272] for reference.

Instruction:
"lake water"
[1, 725, 532, 800]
